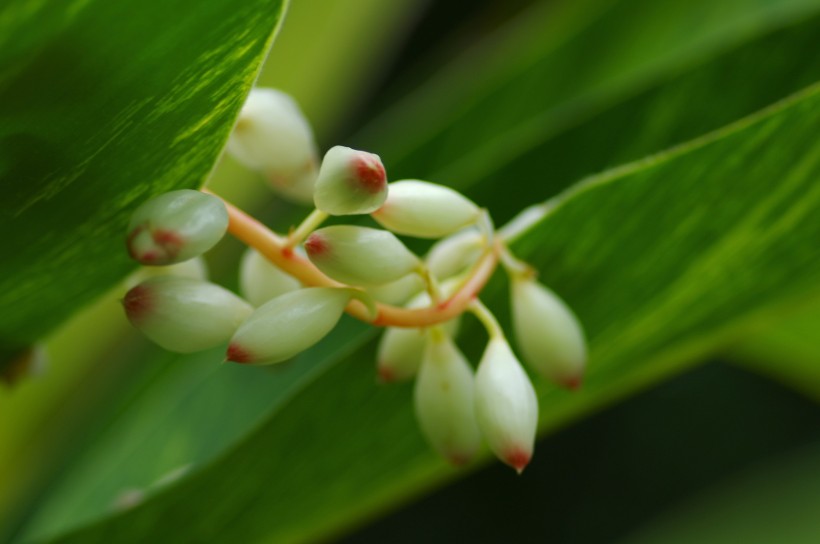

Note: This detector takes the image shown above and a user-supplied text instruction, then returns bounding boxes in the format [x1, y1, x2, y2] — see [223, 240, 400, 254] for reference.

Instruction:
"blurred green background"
[1, 0, 819, 542]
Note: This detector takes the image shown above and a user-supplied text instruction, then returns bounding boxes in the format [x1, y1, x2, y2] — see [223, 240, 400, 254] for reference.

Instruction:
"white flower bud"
[226, 88, 319, 203]
[371, 180, 480, 238]
[226, 287, 351, 365]
[127, 190, 228, 265]
[123, 276, 253, 353]
[313, 146, 387, 215]
[376, 288, 460, 383]
[474, 338, 538, 473]
[366, 273, 424, 305]
[239, 247, 300, 307]
[511, 277, 587, 389]
[426, 229, 483, 280]
[415, 332, 481, 465]
[305, 226, 419, 286]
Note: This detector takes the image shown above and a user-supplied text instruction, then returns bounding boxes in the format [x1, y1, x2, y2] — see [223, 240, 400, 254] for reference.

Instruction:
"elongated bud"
[226, 88, 318, 203]
[415, 331, 481, 465]
[127, 190, 228, 265]
[474, 338, 538, 474]
[313, 146, 387, 215]
[511, 277, 587, 389]
[123, 276, 253, 353]
[226, 287, 351, 365]
[426, 229, 484, 280]
[372, 180, 480, 238]
[239, 247, 300, 307]
[376, 288, 460, 383]
[366, 273, 425, 305]
[305, 226, 419, 286]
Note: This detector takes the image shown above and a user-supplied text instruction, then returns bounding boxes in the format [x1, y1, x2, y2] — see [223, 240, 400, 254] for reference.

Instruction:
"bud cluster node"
[120, 86, 588, 476]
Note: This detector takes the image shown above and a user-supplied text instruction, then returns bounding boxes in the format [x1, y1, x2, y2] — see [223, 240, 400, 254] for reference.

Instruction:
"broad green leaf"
[43, 78, 820, 543]
[15, 0, 820, 541]
[620, 440, 820, 544]
[359, 0, 820, 215]
[0, 0, 287, 370]
[728, 302, 820, 400]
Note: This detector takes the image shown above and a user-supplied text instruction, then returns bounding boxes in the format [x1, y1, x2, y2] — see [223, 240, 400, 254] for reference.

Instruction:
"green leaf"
[0, 0, 287, 368]
[728, 300, 820, 400]
[621, 440, 820, 544]
[15, 0, 820, 541]
[43, 77, 820, 543]
[360, 0, 820, 218]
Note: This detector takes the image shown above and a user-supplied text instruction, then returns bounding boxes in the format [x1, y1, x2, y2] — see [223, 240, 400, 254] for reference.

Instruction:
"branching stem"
[215, 192, 501, 328]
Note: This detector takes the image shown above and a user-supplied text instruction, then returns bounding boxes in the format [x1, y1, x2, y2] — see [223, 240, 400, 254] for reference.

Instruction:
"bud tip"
[123, 285, 152, 322]
[563, 375, 583, 390]
[305, 233, 329, 257]
[377, 364, 396, 384]
[504, 448, 531, 474]
[353, 154, 386, 194]
[226, 343, 254, 364]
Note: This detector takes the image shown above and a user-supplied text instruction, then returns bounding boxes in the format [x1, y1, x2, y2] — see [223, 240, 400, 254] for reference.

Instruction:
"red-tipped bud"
[372, 180, 480, 238]
[226, 287, 351, 365]
[511, 277, 587, 389]
[414, 331, 481, 465]
[305, 225, 419, 286]
[126, 190, 228, 265]
[227, 88, 319, 203]
[123, 276, 253, 353]
[239, 247, 301, 307]
[366, 273, 425, 305]
[474, 338, 539, 473]
[312, 146, 387, 215]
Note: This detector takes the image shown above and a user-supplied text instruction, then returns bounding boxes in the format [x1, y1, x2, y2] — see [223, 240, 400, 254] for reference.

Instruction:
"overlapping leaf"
[0, 0, 287, 369]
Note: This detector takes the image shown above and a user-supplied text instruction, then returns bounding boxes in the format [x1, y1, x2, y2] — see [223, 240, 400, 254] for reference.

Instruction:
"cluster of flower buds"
[122, 87, 587, 474]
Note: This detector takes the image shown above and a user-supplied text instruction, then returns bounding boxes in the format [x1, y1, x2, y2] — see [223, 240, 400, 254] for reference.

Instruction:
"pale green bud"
[239, 247, 300, 307]
[366, 273, 425, 305]
[376, 288, 460, 383]
[226, 287, 352, 365]
[226, 88, 318, 203]
[371, 180, 480, 238]
[511, 277, 587, 389]
[474, 338, 538, 474]
[127, 190, 228, 265]
[313, 146, 387, 215]
[305, 225, 419, 286]
[426, 229, 483, 280]
[415, 332, 481, 465]
[123, 276, 253, 353]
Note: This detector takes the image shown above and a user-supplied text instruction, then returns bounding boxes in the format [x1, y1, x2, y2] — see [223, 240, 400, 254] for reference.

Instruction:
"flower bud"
[415, 331, 481, 465]
[126, 190, 228, 265]
[305, 225, 419, 286]
[366, 273, 425, 305]
[511, 277, 587, 389]
[226, 88, 319, 203]
[474, 338, 538, 473]
[226, 287, 351, 365]
[376, 288, 460, 383]
[426, 229, 483, 280]
[313, 146, 387, 215]
[372, 180, 480, 238]
[239, 247, 300, 307]
[123, 276, 253, 353]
